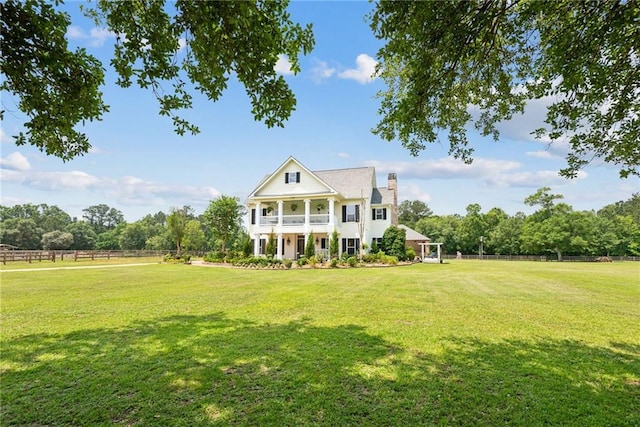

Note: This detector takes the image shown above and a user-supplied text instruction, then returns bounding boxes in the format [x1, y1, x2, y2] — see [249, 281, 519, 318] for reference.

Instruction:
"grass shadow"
[2, 314, 638, 425]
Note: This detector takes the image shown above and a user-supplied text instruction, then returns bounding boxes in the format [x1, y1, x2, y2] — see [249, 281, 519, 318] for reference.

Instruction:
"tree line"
[399, 188, 640, 260]
[0, 196, 246, 255]
[1, 188, 638, 260]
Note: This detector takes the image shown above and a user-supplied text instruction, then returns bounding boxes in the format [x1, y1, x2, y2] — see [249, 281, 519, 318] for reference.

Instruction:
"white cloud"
[1, 128, 15, 144]
[484, 170, 587, 188]
[65, 26, 115, 47]
[89, 28, 116, 47]
[366, 157, 521, 181]
[178, 38, 187, 52]
[0, 152, 31, 171]
[275, 55, 294, 75]
[364, 157, 589, 189]
[310, 59, 336, 83]
[338, 54, 378, 84]
[337, 152, 350, 159]
[66, 25, 85, 40]
[399, 183, 431, 203]
[0, 166, 220, 207]
[104, 176, 220, 208]
[526, 150, 561, 160]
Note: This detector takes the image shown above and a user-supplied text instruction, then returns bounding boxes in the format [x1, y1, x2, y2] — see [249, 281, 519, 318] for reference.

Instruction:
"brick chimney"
[388, 173, 398, 225]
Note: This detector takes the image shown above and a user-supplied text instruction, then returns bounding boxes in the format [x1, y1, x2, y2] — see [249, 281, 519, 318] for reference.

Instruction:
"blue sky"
[1, 1, 637, 222]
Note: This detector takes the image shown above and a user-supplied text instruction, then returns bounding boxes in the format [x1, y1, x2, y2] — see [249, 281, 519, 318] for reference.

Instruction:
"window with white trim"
[372, 208, 387, 220]
[285, 172, 300, 184]
[342, 204, 360, 222]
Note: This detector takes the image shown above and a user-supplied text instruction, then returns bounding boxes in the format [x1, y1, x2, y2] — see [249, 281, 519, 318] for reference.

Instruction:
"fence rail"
[441, 254, 640, 262]
[0, 250, 172, 264]
[2, 250, 638, 265]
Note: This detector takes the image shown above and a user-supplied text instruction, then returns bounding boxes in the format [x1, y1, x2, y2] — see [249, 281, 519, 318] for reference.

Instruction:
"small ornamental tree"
[305, 231, 316, 258]
[330, 230, 339, 259]
[266, 231, 277, 258]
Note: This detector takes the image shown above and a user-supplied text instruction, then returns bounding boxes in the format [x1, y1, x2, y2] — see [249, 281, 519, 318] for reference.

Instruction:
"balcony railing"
[259, 214, 330, 226]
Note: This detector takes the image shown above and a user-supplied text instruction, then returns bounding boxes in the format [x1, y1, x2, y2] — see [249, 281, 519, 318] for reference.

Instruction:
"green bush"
[164, 253, 191, 263]
[203, 251, 224, 263]
[283, 259, 293, 269]
[330, 258, 339, 268]
[347, 256, 358, 267]
[297, 257, 308, 267]
[406, 246, 416, 261]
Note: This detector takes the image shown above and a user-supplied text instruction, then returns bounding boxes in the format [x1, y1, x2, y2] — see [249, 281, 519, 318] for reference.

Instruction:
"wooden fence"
[1, 250, 171, 265]
[441, 254, 640, 262]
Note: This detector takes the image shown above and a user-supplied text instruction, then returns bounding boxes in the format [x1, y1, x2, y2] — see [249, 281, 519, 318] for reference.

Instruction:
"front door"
[296, 235, 305, 259]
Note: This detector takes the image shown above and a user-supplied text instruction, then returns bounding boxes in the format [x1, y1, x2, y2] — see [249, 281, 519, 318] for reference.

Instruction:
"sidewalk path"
[0, 263, 157, 273]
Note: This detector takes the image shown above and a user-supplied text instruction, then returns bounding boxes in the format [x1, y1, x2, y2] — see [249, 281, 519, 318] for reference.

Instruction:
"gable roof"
[398, 224, 430, 242]
[248, 156, 339, 198]
[314, 167, 375, 200]
[248, 157, 380, 201]
[371, 187, 395, 205]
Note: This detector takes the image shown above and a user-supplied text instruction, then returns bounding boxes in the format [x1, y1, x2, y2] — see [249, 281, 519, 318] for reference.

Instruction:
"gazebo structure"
[419, 242, 444, 263]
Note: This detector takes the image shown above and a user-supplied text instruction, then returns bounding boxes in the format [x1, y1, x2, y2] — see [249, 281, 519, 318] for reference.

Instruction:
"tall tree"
[203, 195, 245, 255]
[65, 221, 98, 250]
[82, 204, 124, 235]
[0, 218, 42, 249]
[456, 204, 486, 254]
[489, 212, 525, 256]
[41, 230, 74, 250]
[398, 200, 433, 229]
[166, 205, 194, 256]
[118, 222, 148, 250]
[182, 219, 205, 253]
[369, 1, 639, 178]
[1, 0, 314, 159]
[414, 215, 461, 255]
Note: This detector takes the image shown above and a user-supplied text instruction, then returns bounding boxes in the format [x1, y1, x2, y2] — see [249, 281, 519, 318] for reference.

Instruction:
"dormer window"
[285, 172, 300, 184]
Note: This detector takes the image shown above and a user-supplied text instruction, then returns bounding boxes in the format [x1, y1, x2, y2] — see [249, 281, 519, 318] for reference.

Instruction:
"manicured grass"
[0, 256, 164, 270]
[1, 261, 638, 425]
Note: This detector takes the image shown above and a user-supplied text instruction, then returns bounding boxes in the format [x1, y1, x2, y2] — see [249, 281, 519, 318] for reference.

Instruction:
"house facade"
[246, 156, 398, 260]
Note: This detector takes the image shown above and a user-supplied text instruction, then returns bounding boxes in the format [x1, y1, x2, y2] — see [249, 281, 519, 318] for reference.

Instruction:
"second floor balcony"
[259, 213, 331, 226]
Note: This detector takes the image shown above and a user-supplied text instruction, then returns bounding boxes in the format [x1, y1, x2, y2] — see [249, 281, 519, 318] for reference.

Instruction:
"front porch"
[253, 232, 332, 260]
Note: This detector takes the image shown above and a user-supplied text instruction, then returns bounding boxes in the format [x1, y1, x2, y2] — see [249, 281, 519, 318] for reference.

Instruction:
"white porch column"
[255, 202, 261, 226]
[254, 234, 260, 256]
[277, 233, 283, 260]
[277, 200, 284, 226]
[328, 198, 335, 225]
[304, 199, 311, 230]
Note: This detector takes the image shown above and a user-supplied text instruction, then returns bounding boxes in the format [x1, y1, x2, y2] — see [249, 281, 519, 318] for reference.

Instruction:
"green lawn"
[1, 261, 638, 425]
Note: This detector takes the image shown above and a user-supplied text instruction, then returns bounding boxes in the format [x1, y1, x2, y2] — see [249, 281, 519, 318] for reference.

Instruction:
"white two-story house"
[246, 156, 398, 260]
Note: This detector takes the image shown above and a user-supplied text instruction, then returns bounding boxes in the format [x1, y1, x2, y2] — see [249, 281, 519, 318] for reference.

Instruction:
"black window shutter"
[251, 209, 256, 225]
[285, 173, 289, 184]
[383, 208, 387, 220]
[281, 239, 285, 255]
[372, 208, 375, 220]
[262, 208, 267, 216]
[355, 205, 360, 222]
[356, 239, 360, 251]
[296, 172, 300, 183]
[342, 238, 346, 253]
[342, 205, 347, 222]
